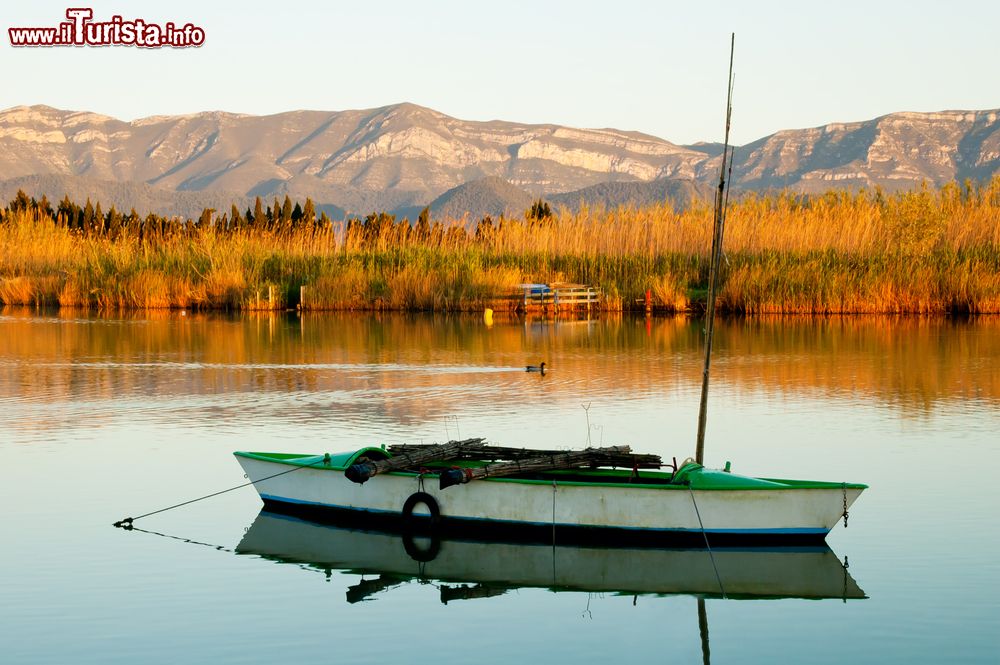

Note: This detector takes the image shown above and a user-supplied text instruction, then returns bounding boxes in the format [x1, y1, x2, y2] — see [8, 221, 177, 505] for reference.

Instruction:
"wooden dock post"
[299, 285, 306, 311]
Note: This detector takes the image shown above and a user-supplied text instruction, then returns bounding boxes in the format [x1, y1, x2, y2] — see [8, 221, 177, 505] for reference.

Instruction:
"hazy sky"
[3, 0, 998, 145]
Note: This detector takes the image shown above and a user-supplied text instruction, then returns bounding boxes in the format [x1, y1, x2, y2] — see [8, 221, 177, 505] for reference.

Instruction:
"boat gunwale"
[233, 450, 869, 491]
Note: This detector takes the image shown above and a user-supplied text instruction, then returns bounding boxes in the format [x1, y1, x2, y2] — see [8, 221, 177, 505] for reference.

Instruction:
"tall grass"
[1, 180, 999, 313]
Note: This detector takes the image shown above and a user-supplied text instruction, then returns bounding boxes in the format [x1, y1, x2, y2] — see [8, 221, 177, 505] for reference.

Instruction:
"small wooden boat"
[233, 37, 867, 548]
[236, 509, 867, 601]
[234, 442, 866, 546]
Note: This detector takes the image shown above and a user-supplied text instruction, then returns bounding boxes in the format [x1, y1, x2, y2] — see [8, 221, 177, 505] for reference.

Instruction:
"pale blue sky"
[3, 0, 998, 145]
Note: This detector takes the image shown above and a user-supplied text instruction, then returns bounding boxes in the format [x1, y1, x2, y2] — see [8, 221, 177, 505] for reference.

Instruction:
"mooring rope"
[113, 456, 329, 528]
[688, 485, 726, 598]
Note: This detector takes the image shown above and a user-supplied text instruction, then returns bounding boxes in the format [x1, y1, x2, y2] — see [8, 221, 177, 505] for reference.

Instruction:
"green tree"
[107, 206, 122, 236]
[302, 198, 315, 225]
[415, 206, 431, 240]
[57, 196, 75, 227]
[11, 189, 31, 212]
[527, 198, 552, 222]
[253, 196, 264, 226]
[82, 199, 95, 230]
[37, 194, 53, 220]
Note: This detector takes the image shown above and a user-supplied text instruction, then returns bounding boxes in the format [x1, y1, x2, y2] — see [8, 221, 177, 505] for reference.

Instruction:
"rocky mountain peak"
[0, 103, 998, 217]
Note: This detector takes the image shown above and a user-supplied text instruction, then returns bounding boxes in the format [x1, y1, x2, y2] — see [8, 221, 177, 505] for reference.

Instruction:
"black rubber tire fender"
[401, 491, 441, 525]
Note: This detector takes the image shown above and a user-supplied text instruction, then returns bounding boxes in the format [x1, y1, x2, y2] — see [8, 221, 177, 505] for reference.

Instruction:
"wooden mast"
[695, 34, 735, 465]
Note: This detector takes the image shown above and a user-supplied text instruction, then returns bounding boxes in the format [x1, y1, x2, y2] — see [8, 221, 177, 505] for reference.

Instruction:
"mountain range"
[1, 103, 998, 220]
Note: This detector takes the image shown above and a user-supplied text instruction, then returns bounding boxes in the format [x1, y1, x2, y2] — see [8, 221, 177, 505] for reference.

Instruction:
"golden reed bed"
[1, 180, 998, 313]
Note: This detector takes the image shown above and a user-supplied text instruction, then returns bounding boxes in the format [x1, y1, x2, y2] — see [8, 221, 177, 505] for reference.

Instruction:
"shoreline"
[2, 182, 999, 315]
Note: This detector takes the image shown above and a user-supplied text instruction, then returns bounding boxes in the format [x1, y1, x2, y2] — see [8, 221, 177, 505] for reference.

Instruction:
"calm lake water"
[1, 309, 998, 664]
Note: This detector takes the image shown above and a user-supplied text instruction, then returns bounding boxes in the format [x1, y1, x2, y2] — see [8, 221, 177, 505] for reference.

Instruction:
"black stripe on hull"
[260, 498, 829, 548]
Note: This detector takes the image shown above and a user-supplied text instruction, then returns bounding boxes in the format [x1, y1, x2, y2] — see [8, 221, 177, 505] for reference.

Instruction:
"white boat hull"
[235, 453, 864, 544]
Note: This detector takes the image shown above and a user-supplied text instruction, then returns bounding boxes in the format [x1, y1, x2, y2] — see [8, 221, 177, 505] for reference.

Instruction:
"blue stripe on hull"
[258, 493, 830, 536]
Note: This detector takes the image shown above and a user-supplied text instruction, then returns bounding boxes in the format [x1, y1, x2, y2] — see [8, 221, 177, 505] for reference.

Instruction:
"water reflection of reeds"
[1, 310, 997, 424]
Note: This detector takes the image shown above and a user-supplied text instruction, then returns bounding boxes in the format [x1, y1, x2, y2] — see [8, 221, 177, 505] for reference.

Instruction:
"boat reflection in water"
[236, 509, 866, 604]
